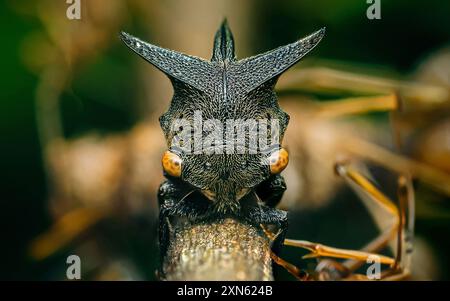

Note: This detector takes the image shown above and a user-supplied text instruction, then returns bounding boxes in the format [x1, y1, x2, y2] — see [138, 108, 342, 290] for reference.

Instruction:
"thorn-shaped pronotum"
[121, 20, 324, 212]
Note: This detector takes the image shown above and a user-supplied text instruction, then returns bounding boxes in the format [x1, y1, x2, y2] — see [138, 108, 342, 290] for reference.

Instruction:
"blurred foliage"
[255, 0, 450, 72]
[0, 1, 47, 280]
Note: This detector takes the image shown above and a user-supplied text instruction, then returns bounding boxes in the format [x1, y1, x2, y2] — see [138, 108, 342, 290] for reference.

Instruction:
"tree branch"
[162, 218, 273, 280]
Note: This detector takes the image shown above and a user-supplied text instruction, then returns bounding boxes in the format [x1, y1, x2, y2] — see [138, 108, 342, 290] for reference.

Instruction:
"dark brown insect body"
[121, 20, 324, 267]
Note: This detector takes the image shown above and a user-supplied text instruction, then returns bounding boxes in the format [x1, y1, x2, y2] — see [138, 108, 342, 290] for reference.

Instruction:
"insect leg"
[255, 174, 287, 208]
[157, 180, 193, 267]
[241, 197, 288, 254]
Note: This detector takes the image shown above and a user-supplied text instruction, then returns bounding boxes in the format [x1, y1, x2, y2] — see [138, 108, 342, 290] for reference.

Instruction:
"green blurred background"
[1, 0, 449, 280]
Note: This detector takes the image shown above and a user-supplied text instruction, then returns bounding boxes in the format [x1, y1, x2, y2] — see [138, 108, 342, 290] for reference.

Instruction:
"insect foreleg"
[255, 174, 287, 208]
[157, 180, 192, 268]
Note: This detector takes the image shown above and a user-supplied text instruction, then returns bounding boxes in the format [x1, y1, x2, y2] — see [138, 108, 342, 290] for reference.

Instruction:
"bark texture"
[163, 218, 273, 280]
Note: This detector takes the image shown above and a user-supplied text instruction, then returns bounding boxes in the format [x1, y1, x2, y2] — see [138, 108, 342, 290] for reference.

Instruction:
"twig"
[162, 218, 273, 281]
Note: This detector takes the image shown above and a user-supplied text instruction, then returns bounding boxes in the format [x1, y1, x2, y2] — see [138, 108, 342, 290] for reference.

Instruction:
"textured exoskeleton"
[121, 20, 324, 266]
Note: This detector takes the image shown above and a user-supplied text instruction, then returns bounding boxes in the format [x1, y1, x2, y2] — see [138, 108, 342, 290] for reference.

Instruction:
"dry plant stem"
[277, 67, 449, 107]
[269, 252, 309, 281]
[343, 227, 395, 272]
[283, 239, 395, 266]
[336, 164, 400, 271]
[316, 92, 450, 196]
[163, 218, 273, 281]
[29, 207, 109, 260]
[315, 94, 398, 118]
[266, 163, 404, 278]
[334, 165, 414, 279]
[344, 137, 450, 196]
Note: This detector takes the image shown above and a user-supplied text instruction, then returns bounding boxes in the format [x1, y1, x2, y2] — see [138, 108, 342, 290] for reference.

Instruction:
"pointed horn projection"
[120, 31, 214, 91]
[232, 28, 325, 93]
[211, 19, 236, 63]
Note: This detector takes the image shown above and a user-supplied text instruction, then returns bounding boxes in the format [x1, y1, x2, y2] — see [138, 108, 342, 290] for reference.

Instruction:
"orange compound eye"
[162, 151, 182, 177]
[268, 148, 289, 174]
